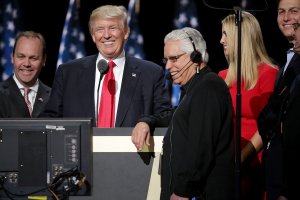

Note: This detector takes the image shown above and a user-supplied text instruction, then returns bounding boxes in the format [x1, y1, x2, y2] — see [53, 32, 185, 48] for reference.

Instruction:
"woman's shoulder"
[258, 63, 279, 74]
[258, 63, 279, 82]
[218, 68, 228, 79]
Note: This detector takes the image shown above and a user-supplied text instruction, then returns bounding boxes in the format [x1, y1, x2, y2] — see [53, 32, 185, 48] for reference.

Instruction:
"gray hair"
[164, 27, 209, 63]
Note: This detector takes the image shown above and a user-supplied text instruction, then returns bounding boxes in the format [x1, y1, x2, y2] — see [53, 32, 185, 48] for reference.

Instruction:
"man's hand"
[131, 122, 151, 151]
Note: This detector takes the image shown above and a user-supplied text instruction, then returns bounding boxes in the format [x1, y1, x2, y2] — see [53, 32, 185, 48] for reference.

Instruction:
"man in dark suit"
[41, 5, 171, 142]
[280, 22, 300, 200]
[0, 31, 51, 118]
[258, 0, 300, 199]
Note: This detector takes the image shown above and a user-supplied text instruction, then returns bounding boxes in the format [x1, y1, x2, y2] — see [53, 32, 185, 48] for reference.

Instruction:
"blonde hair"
[88, 5, 129, 34]
[221, 11, 277, 89]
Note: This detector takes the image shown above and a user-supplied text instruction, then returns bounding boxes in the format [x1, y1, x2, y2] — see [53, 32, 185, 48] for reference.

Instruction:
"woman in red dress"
[218, 11, 279, 200]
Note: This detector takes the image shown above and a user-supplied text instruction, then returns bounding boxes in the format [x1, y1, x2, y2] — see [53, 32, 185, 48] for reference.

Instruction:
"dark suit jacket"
[281, 54, 300, 199]
[258, 53, 300, 200]
[41, 55, 172, 127]
[0, 76, 51, 118]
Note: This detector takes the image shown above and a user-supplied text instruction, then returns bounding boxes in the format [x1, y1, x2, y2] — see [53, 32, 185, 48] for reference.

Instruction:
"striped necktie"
[24, 87, 33, 116]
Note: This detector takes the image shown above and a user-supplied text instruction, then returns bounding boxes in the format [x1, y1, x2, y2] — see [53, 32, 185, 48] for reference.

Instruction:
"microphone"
[165, 73, 172, 80]
[165, 60, 193, 80]
[294, 44, 300, 53]
[97, 59, 109, 74]
[288, 42, 294, 49]
[96, 59, 109, 126]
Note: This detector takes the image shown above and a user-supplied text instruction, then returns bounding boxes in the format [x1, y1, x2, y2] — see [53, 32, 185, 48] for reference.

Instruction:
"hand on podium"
[131, 122, 151, 151]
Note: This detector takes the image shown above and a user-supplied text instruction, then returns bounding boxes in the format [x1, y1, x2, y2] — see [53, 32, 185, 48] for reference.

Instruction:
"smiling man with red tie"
[41, 5, 172, 140]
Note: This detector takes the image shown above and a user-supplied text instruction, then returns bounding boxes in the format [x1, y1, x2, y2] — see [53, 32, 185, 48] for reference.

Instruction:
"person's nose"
[165, 61, 172, 71]
[220, 36, 224, 44]
[283, 11, 292, 21]
[103, 28, 112, 38]
[23, 58, 31, 67]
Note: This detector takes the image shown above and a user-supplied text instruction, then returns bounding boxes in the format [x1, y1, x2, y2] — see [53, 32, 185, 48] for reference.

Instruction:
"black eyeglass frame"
[162, 53, 186, 64]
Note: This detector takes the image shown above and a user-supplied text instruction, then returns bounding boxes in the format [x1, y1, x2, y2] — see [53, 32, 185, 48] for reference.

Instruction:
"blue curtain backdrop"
[0, 0, 23, 81]
[56, 0, 86, 69]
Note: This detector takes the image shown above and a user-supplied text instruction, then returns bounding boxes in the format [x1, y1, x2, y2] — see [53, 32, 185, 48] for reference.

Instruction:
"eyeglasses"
[162, 53, 186, 64]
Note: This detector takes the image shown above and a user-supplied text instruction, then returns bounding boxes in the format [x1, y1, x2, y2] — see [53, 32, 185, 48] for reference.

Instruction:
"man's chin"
[281, 30, 295, 40]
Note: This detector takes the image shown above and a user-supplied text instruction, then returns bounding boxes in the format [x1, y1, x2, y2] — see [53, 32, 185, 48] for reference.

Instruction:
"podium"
[71, 127, 166, 200]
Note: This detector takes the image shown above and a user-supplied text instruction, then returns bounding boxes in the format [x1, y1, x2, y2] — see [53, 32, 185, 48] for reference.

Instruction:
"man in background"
[0, 31, 51, 117]
[258, 0, 300, 199]
[160, 27, 234, 200]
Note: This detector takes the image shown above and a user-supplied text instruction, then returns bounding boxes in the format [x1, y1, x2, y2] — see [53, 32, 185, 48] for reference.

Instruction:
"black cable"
[49, 166, 86, 199]
[0, 167, 86, 200]
[1, 175, 48, 199]
[202, 0, 269, 12]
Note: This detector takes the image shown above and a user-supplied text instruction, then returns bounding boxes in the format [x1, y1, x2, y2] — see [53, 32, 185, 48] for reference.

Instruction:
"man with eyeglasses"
[160, 27, 234, 200]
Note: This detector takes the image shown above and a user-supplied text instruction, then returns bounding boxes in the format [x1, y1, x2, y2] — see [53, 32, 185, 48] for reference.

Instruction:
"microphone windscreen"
[165, 73, 172, 80]
[288, 42, 294, 49]
[97, 59, 109, 74]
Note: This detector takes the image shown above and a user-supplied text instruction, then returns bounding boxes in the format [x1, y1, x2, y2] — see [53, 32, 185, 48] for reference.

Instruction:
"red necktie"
[24, 87, 33, 116]
[97, 60, 116, 127]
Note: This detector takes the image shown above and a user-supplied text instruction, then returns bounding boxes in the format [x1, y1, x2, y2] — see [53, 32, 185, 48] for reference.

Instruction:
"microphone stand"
[96, 73, 105, 127]
[234, 7, 242, 200]
[201, 2, 268, 199]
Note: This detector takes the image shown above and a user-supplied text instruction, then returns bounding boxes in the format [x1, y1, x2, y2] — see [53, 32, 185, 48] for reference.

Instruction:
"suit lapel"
[115, 57, 140, 126]
[32, 82, 51, 117]
[285, 54, 300, 111]
[79, 56, 98, 119]
[4, 77, 31, 117]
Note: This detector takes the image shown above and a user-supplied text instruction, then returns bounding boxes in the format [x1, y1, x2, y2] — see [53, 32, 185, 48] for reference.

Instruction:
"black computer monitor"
[0, 118, 93, 199]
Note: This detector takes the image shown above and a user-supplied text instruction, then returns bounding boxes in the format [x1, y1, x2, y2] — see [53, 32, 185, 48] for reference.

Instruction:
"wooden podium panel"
[71, 127, 166, 200]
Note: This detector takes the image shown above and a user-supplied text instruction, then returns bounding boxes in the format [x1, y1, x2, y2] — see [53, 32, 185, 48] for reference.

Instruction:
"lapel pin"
[38, 98, 44, 102]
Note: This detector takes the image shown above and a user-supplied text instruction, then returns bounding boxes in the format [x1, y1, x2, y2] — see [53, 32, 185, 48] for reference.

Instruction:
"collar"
[13, 74, 39, 93]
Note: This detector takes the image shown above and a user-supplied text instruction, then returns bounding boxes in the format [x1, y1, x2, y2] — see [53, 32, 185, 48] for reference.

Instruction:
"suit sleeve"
[39, 66, 64, 117]
[137, 64, 172, 130]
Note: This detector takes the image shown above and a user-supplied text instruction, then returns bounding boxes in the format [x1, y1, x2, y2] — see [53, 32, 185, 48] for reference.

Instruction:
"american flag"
[170, 0, 199, 107]
[0, 0, 22, 81]
[125, 0, 145, 59]
[57, 0, 86, 69]
[174, 0, 199, 29]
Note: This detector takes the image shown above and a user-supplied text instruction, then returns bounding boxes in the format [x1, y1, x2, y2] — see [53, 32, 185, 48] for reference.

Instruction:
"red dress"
[219, 63, 279, 200]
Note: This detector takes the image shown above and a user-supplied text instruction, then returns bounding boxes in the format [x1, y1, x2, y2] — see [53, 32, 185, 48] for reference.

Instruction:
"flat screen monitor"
[0, 118, 93, 199]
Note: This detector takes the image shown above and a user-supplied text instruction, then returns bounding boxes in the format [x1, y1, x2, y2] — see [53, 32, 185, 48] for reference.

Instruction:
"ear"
[91, 34, 96, 43]
[124, 28, 130, 41]
[42, 55, 47, 67]
[11, 53, 14, 65]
